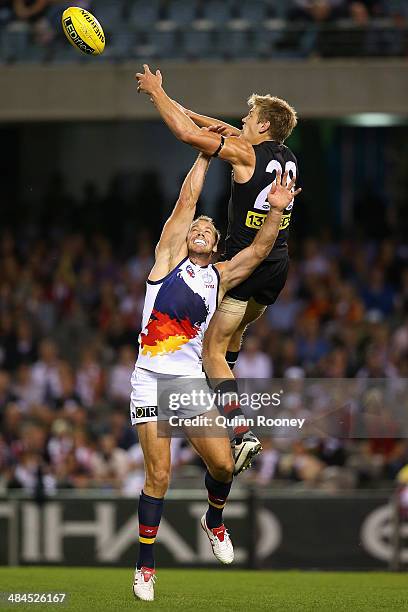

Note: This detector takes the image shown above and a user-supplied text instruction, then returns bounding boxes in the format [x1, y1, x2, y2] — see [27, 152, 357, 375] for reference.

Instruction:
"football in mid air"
[62, 7, 105, 56]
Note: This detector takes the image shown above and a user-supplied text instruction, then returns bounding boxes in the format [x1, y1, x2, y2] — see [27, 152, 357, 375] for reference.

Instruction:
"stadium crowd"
[0, 213, 407, 496]
[0, 0, 407, 61]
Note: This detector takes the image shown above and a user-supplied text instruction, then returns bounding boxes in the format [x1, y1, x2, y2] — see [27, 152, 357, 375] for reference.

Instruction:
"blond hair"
[190, 215, 221, 245]
[248, 94, 297, 143]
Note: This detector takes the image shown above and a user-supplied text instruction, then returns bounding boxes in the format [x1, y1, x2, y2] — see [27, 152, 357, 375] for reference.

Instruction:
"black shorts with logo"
[225, 254, 289, 306]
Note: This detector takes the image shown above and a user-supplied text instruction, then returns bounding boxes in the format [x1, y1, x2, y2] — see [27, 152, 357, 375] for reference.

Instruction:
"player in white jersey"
[132, 151, 300, 601]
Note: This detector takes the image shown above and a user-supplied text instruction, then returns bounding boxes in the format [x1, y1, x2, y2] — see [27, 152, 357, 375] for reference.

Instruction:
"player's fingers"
[287, 176, 296, 190]
[143, 63, 151, 74]
[293, 187, 302, 197]
[156, 69, 162, 79]
[282, 171, 288, 186]
[135, 73, 143, 79]
[275, 170, 282, 186]
[269, 183, 277, 195]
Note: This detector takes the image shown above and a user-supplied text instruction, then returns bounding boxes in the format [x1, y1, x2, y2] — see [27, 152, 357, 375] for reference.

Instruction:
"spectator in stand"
[90, 433, 129, 490]
[357, 343, 398, 378]
[12, 0, 47, 21]
[12, 364, 38, 412]
[30, 338, 62, 405]
[109, 410, 137, 451]
[360, 268, 395, 316]
[301, 238, 331, 277]
[0, 370, 16, 417]
[274, 338, 300, 377]
[47, 418, 73, 472]
[291, 0, 346, 22]
[296, 315, 330, 372]
[7, 319, 38, 370]
[108, 345, 136, 405]
[76, 347, 105, 409]
[392, 316, 408, 359]
[55, 362, 83, 414]
[127, 234, 154, 284]
[235, 336, 273, 379]
[267, 280, 304, 332]
[12, 0, 54, 45]
[347, 0, 384, 21]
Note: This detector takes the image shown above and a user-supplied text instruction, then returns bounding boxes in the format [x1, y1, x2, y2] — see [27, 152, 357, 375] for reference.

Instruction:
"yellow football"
[62, 7, 105, 56]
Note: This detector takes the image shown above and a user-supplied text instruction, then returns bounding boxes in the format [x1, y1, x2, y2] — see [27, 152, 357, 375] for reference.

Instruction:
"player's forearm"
[252, 209, 283, 259]
[179, 154, 211, 208]
[150, 88, 202, 142]
[186, 110, 241, 136]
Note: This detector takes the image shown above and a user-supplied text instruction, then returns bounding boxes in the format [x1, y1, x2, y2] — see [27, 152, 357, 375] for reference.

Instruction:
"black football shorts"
[225, 255, 289, 306]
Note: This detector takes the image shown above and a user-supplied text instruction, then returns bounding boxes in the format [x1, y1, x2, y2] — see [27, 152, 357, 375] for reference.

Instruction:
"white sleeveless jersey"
[136, 257, 220, 376]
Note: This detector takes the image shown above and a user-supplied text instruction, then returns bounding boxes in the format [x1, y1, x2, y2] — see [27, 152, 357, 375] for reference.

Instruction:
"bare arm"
[216, 173, 302, 292]
[185, 109, 241, 137]
[136, 65, 253, 166]
[149, 154, 211, 280]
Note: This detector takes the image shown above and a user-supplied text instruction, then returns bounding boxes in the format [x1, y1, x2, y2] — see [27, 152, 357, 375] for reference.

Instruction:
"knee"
[209, 458, 234, 483]
[145, 467, 170, 497]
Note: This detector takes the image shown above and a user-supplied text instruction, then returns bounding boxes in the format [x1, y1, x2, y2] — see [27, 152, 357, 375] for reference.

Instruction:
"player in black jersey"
[136, 66, 299, 474]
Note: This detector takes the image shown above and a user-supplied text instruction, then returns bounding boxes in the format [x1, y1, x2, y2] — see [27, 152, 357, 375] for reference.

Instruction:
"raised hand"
[267, 171, 301, 212]
[135, 64, 163, 95]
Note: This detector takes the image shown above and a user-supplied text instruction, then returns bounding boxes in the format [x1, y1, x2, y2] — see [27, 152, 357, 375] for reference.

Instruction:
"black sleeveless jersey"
[224, 141, 298, 262]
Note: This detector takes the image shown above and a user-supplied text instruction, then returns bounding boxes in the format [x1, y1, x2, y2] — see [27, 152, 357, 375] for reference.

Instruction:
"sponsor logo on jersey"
[135, 406, 157, 419]
[186, 265, 195, 278]
[245, 210, 266, 229]
[245, 210, 291, 231]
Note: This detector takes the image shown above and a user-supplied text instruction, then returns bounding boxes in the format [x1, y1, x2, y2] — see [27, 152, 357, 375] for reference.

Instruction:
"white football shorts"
[129, 366, 214, 425]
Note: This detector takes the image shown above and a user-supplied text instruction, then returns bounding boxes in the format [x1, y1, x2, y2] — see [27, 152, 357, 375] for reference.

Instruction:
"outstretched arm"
[148, 154, 211, 281]
[184, 108, 241, 137]
[136, 65, 253, 166]
[216, 173, 302, 292]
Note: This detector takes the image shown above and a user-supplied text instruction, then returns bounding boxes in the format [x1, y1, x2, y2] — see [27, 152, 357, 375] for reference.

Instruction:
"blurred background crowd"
[0, 195, 407, 495]
[1, 0, 407, 498]
[0, 0, 407, 62]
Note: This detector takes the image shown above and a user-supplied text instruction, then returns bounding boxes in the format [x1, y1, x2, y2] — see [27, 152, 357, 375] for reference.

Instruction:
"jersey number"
[253, 160, 297, 213]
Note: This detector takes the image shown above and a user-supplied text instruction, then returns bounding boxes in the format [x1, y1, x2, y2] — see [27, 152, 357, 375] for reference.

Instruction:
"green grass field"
[0, 567, 407, 611]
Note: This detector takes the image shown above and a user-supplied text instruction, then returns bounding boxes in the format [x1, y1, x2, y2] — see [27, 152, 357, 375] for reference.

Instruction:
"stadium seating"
[165, 0, 199, 26]
[237, 0, 271, 23]
[183, 28, 216, 60]
[0, 23, 29, 63]
[0, 0, 406, 63]
[128, 0, 161, 30]
[201, 0, 235, 25]
[93, 0, 125, 28]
